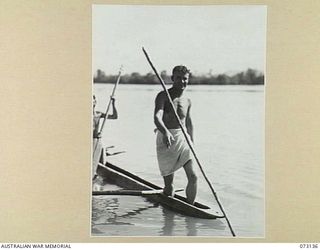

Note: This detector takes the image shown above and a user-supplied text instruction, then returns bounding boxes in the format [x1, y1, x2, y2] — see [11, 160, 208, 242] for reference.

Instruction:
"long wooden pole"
[93, 189, 164, 196]
[93, 188, 184, 196]
[142, 47, 236, 237]
[92, 66, 123, 177]
[99, 65, 123, 135]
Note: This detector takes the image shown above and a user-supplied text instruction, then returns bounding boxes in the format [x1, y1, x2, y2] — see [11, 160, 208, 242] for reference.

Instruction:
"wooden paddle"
[142, 47, 236, 237]
[92, 66, 123, 178]
[92, 188, 184, 196]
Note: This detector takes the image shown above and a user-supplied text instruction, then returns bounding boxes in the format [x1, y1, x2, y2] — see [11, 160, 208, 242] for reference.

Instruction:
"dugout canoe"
[94, 161, 224, 219]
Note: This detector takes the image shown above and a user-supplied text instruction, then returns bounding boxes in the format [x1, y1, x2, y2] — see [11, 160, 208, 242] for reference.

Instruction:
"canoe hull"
[96, 162, 224, 219]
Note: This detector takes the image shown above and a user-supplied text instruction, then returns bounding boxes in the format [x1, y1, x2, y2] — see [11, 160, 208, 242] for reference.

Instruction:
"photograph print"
[91, 5, 266, 237]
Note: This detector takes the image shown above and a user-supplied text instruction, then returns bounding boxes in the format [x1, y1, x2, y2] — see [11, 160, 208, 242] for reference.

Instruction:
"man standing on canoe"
[93, 94, 118, 139]
[154, 65, 197, 204]
[92, 94, 118, 181]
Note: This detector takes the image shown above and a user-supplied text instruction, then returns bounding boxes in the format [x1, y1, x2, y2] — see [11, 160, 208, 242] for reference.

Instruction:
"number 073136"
[299, 244, 318, 248]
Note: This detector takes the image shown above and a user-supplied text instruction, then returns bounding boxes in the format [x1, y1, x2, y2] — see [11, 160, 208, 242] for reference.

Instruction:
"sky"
[92, 5, 266, 76]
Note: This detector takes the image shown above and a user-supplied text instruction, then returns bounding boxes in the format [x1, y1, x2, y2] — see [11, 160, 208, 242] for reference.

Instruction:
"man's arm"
[186, 99, 194, 142]
[107, 97, 118, 119]
[154, 92, 175, 148]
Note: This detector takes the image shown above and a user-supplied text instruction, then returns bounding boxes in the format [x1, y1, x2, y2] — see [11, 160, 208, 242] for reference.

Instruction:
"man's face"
[172, 72, 189, 90]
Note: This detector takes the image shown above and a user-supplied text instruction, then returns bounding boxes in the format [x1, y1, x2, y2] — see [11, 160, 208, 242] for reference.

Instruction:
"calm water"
[92, 84, 264, 237]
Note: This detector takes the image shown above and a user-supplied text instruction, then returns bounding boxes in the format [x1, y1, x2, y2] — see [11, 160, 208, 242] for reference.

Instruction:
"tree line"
[94, 68, 264, 85]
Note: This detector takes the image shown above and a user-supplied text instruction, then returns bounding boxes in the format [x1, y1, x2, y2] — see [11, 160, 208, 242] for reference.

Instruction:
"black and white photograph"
[2, 0, 320, 245]
[91, 5, 266, 237]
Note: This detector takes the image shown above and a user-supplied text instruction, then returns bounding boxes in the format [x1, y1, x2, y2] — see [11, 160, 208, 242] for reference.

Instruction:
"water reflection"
[92, 196, 159, 227]
[160, 206, 227, 236]
[92, 197, 121, 227]
[185, 216, 197, 236]
[185, 216, 227, 236]
[160, 208, 175, 236]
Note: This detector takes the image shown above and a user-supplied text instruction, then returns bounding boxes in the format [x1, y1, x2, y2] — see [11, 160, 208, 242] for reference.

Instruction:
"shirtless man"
[154, 65, 197, 204]
[93, 95, 118, 139]
[92, 95, 118, 181]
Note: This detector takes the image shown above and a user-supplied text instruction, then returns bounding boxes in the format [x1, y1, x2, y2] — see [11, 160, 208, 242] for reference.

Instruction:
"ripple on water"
[92, 194, 230, 237]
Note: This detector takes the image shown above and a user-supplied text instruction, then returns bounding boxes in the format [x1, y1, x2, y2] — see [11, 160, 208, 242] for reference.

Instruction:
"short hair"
[93, 95, 96, 100]
[172, 65, 190, 75]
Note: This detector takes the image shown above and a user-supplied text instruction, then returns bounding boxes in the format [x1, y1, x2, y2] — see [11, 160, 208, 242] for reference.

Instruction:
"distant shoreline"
[93, 68, 264, 85]
[93, 81, 264, 85]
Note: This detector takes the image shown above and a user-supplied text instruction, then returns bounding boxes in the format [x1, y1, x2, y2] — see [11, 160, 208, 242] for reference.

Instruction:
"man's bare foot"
[163, 186, 175, 197]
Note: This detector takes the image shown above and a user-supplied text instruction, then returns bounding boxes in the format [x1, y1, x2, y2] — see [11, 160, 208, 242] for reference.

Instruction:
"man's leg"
[163, 174, 174, 196]
[183, 159, 197, 204]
